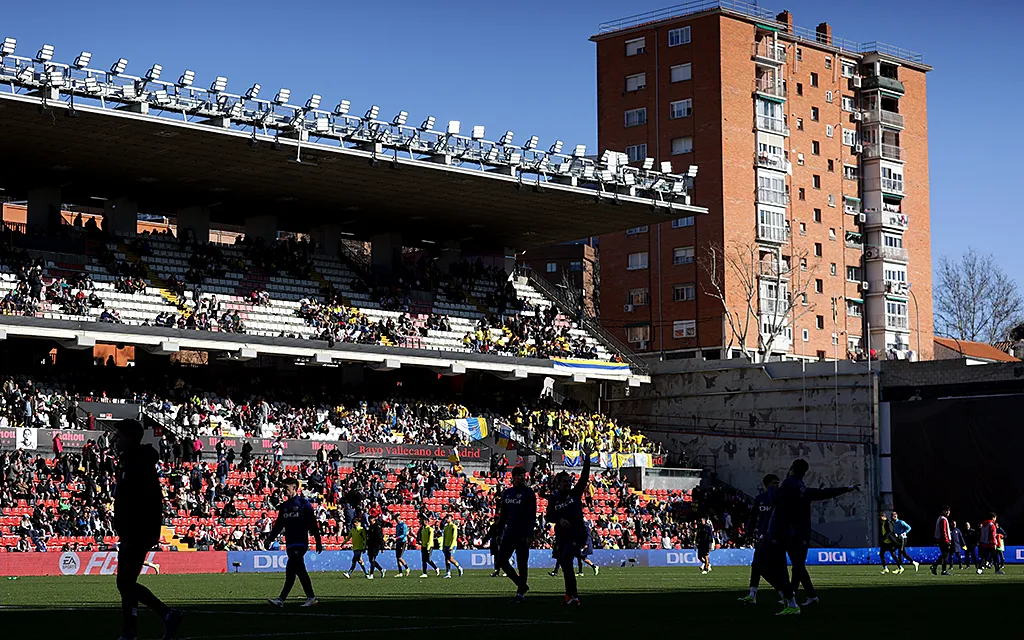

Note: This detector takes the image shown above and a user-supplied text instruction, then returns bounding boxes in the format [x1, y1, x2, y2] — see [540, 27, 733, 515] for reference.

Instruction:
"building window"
[830, 262, 837, 275]
[625, 108, 647, 127]
[816, 315, 824, 330]
[847, 300, 862, 317]
[625, 38, 646, 56]
[843, 164, 858, 180]
[842, 128, 858, 146]
[825, 57, 832, 70]
[825, 90, 833, 103]
[669, 99, 693, 119]
[668, 26, 691, 46]
[828, 193, 836, 207]
[813, 175, 821, 189]
[758, 208, 787, 243]
[569, 260, 583, 272]
[881, 166, 904, 192]
[670, 63, 692, 82]
[796, 118, 804, 131]
[841, 60, 856, 78]
[815, 279, 824, 294]
[799, 222, 806, 235]
[625, 144, 647, 163]
[811, 106, 819, 121]
[627, 252, 648, 270]
[810, 72, 819, 87]
[847, 266, 862, 281]
[626, 324, 651, 344]
[842, 95, 856, 112]
[814, 242, 822, 257]
[673, 246, 695, 265]
[829, 228, 837, 240]
[813, 208, 822, 222]
[800, 258, 808, 270]
[758, 173, 787, 205]
[796, 82, 803, 96]
[546, 262, 557, 273]
[671, 136, 693, 155]
[798, 187, 806, 201]
[625, 225, 649, 235]
[628, 288, 650, 306]
[797, 153, 805, 166]
[826, 124, 834, 138]
[671, 216, 695, 228]
[812, 141, 820, 155]
[625, 73, 647, 92]
[673, 283, 696, 301]
[673, 319, 697, 338]
[802, 328, 810, 341]
[828, 159, 835, 172]
[796, 47, 803, 61]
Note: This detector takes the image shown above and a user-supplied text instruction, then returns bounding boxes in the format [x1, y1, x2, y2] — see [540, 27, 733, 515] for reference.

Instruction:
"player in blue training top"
[496, 465, 537, 602]
[266, 477, 323, 608]
[546, 443, 592, 606]
[738, 473, 780, 604]
[758, 459, 858, 616]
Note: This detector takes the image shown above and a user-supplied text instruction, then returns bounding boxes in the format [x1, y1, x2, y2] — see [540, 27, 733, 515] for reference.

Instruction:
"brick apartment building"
[592, 2, 932, 362]
[521, 241, 599, 316]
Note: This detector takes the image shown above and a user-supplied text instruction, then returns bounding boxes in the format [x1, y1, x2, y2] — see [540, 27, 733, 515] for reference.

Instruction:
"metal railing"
[516, 265, 649, 373]
[755, 151, 789, 172]
[752, 40, 787, 63]
[868, 280, 909, 296]
[754, 115, 787, 135]
[864, 210, 909, 229]
[870, 314, 909, 330]
[862, 109, 905, 129]
[862, 75, 906, 93]
[756, 188, 788, 206]
[596, 1, 924, 64]
[757, 224, 788, 244]
[754, 76, 786, 98]
[863, 144, 904, 161]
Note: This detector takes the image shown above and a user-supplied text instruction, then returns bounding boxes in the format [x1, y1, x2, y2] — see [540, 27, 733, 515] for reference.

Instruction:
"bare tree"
[935, 248, 1024, 343]
[699, 239, 817, 362]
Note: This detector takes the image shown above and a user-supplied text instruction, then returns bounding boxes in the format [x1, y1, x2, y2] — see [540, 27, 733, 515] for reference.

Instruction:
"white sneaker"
[913, 561, 920, 572]
[267, 597, 285, 607]
[419, 573, 429, 578]
[434, 567, 441, 576]
[381, 569, 387, 578]
[395, 572, 404, 578]
[457, 566, 464, 577]
[150, 563, 161, 575]
[366, 573, 374, 580]
[443, 573, 452, 579]
[301, 597, 318, 607]
[880, 568, 890, 574]
[801, 597, 819, 606]
[342, 572, 351, 579]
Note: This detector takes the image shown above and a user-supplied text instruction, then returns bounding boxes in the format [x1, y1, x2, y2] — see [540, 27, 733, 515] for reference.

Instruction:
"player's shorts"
[395, 541, 407, 558]
[697, 544, 711, 558]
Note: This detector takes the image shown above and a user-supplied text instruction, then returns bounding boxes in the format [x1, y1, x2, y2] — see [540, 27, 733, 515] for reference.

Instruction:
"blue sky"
[3, 0, 1022, 286]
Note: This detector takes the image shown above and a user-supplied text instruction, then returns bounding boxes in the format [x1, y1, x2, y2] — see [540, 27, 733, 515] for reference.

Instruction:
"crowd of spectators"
[463, 309, 600, 360]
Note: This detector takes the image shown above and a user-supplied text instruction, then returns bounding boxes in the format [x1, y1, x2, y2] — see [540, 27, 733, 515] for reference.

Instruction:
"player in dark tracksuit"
[496, 466, 537, 601]
[113, 420, 184, 640]
[757, 459, 858, 615]
[367, 518, 386, 578]
[546, 446, 592, 605]
[738, 474, 779, 604]
[266, 477, 323, 607]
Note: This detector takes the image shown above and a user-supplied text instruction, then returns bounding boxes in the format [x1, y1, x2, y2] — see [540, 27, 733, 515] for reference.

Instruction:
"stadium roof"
[0, 91, 705, 250]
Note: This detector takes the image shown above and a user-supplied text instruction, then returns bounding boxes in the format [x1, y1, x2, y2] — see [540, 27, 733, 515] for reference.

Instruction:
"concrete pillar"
[437, 240, 462, 271]
[103, 197, 138, 237]
[371, 232, 402, 276]
[176, 206, 210, 244]
[310, 224, 342, 257]
[244, 214, 278, 244]
[27, 186, 61, 231]
[503, 247, 517, 277]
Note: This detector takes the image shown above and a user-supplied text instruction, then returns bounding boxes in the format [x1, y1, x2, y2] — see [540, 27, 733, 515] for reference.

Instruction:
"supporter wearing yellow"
[441, 516, 464, 578]
[418, 518, 439, 577]
[342, 520, 369, 579]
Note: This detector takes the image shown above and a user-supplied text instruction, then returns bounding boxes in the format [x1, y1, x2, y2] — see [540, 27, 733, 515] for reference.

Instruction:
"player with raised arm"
[266, 477, 323, 607]
[738, 474, 779, 604]
[496, 465, 537, 602]
[113, 419, 184, 640]
[546, 442, 592, 606]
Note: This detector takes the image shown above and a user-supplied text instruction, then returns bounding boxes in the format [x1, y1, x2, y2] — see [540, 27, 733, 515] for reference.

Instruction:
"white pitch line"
[178, 621, 538, 640]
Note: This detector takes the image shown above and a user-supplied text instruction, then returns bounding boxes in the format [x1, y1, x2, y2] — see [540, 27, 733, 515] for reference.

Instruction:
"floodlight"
[245, 83, 261, 99]
[471, 125, 485, 140]
[305, 94, 322, 110]
[274, 88, 290, 104]
[146, 64, 162, 81]
[16, 66, 33, 83]
[178, 70, 195, 87]
[500, 130, 514, 145]
[623, 172, 636, 186]
[687, 165, 698, 178]
[446, 120, 460, 135]
[524, 135, 539, 150]
[36, 44, 54, 62]
[1, 37, 16, 57]
[314, 117, 329, 133]
[549, 140, 563, 154]
[392, 110, 408, 126]
[599, 169, 615, 181]
[84, 77, 100, 93]
[334, 99, 351, 116]
[660, 161, 673, 173]
[642, 158, 655, 170]
[485, 148, 499, 163]
[228, 102, 244, 118]
[210, 76, 228, 92]
[73, 51, 92, 69]
[153, 89, 171, 105]
[419, 115, 435, 130]
[573, 144, 587, 157]
[364, 104, 379, 120]
[110, 58, 129, 75]
[507, 152, 522, 165]
[45, 68, 64, 87]
[216, 94, 230, 109]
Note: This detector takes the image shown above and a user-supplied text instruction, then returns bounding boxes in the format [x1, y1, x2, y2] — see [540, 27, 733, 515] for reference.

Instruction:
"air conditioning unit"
[852, 75, 863, 88]
[623, 304, 635, 313]
[860, 281, 870, 291]
[853, 143, 863, 154]
[857, 213, 867, 224]
[865, 247, 879, 259]
[853, 111, 863, 121]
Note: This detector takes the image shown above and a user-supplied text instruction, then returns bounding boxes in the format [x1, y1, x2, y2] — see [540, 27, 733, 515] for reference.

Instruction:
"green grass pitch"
[1, 566, 1019, 639]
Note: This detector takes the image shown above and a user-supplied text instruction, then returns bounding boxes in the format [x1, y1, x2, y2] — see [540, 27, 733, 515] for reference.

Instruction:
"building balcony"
[756, 188, 789, 206]
[863, 144, 905, 162]
[757, 225, 789, 245]
[868, 280, 910, 296]
[752, 41, 786, 66]
[757, 260, 787, 278]
[869, 314, 910, 331]
[845, 232, 864, 249]
[865, 245, 909, 262]
[755, 115, 789, 136]
[754, 77, 787, 100]
[864, 210, 909, 230]
[864, 177, 905, 196]
[862, 109, 905, 130]
[844, 200, 862, 215]
[759, 299, 786, 316]
[861, 75, 905, 94]
[755, 151, 790, 173]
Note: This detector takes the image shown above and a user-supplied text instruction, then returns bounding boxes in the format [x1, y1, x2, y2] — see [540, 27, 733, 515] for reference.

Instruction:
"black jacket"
[114, 443, 163, 546]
